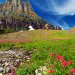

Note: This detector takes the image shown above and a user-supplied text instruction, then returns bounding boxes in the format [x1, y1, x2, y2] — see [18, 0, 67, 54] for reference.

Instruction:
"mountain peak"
[0, 0, 38, 19]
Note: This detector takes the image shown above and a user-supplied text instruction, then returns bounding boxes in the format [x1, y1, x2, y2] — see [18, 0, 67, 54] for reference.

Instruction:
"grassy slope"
[0, 29, 75, 42]
[0, 29, 75, 75]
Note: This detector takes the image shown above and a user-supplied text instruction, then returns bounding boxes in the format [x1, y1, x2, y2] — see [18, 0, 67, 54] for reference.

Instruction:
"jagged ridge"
[0, 0, 37, 18]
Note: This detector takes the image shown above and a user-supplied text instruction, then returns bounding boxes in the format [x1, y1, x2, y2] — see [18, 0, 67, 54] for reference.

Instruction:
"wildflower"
[68, 60, 73, 65]
[50, 52, 54, 57]
[62, 61, 68, 67]
[9, 69, 15, 75]
[56, 55, 64, 62]
[50, 64, 54, 68]
[48, 69, 54, 74]
[70, 68, 75, 74]
[10, 71, 15, 75]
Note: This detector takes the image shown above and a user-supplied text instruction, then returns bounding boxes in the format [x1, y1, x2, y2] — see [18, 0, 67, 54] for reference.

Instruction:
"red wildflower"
[48, 69, 54, 74]
[70, 68, 75, 74]
[50, 64, 54, 68]
[68, 60, 73, 65]
[62, 61, 68, 67]
[56, 55, 64, 62]
[50, 52, 54, 57]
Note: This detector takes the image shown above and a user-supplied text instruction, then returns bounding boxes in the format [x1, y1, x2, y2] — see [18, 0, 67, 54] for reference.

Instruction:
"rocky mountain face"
[0, 0, 37, 18]
[0, 0, 62, 31]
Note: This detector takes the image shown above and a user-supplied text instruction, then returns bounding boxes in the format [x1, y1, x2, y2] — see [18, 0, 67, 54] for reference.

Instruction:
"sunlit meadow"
[0, 29, 75, 75]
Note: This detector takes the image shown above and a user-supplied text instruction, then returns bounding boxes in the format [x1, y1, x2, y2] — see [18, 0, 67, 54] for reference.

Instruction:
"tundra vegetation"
[0, 29, 75, 75]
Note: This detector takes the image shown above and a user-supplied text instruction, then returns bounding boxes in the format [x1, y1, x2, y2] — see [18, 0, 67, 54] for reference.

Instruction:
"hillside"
[0, 29, 74, 43]
[0, 29, 75, 75]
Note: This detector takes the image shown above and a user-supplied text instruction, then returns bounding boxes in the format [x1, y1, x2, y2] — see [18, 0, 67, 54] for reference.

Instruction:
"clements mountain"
[0, 0, 38, 18]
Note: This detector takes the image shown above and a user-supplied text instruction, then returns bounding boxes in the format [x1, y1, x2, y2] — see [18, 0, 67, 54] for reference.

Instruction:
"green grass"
[0, 30, 74, 42]
[14, 40, 75, 75]
[0, 43, 15, 50]
[0, 30, 75, 74]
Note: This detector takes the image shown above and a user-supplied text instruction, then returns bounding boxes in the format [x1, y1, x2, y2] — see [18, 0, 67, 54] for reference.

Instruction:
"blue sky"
[29, 0, 75, 30]
[0, 0, 6, 4]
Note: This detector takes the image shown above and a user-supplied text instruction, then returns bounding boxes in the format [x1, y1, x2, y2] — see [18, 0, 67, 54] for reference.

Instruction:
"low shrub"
[0, 29, 5, 34]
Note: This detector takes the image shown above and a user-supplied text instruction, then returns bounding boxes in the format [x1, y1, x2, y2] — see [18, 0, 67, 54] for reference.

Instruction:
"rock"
[0, 47, 32, 74]
[35, 69, 42, 75]
[16, 59, 21, 63]
[0, 73, 3, 75]
[6, 66, 11, 73]
[0, 64, 1, 67]
[0, 67, 3, 73]
[29, 51, 33, 54]
[5, 62, 9, 67]
[42, 66, 47, 75]
[20, 62, 23, 66]
[15, 59, 22, 66]
[2, 60, 6, 63]
[36, 73, 42, 75]
[25, 55, 31, 61]
[35, 66, 48, 75]
[0, 60, 2, 64]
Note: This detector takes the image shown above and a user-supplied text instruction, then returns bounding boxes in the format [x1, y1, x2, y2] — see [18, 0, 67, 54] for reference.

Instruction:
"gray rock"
[35, 69, 42, 75]
[0, 67, 3, 73]
[6, 66, 11, 73]
[0, 47, 32, 74]
[35, 66, 48, 75]
[4, 62, 9, 67]
[0, 73, 3, 75]
[16, 59, 21, 63]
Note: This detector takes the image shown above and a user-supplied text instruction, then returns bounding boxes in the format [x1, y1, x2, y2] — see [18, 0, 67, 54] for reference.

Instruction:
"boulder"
[0, 67, 3, 73]
[6, 66, 11, 73]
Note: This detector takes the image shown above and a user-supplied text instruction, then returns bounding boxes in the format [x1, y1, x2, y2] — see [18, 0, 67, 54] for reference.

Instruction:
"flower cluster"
[48, 52, 74, 74]
[70, 69, 75, 74]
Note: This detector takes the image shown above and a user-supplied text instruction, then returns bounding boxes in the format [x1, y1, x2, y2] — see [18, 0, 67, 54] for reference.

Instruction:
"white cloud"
[53, 0, 75, 15]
